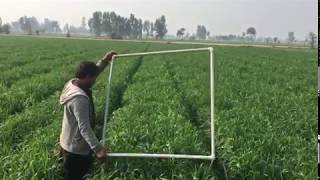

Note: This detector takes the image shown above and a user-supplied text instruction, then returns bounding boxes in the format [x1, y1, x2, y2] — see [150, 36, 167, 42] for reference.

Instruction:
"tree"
[150, 22, 154, 37]
[196, 25, 207, 40]
[185, 32, 190, 38]
[265, 37, 273, 44]
[10, 21, 22, 32]
[288, 32, 295, 43]
[2, 24, 10, 34]
[1, 23, 10, 34]
[206, 31, 210, 39]
[176, 28, 185, 39]
[51, 21, 61, 32]
[91, 11, 103, 36]
[18, 16, 39, 35]
[307, 32, 317, 49]
[189, 34, 196, 41]
[87, 11, 152, 39]
[0, 17, 2, 33]
[273, 37, 279, 43]
[63, 24, 71, 37]
[88, 18, 93, 33]
[154, 15, 167, 39]
[102, 12, 112, 35]
[81, 17, 86, 29]
[42, 18, 61, 33]
[246, 27, 256, 39]
[143, 20, 151, 38]
[19, 16, 32, 34]
[138, 19, 143, 39]
[127, 14, 141, 39]
[109, 12, 118, 35]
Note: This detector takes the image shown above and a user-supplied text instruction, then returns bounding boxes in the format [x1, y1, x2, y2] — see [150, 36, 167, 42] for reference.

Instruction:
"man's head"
[75, 61, 99, 89]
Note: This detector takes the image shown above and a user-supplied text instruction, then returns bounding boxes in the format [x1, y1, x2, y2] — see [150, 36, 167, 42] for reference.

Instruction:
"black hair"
[75, 61, 99, 79]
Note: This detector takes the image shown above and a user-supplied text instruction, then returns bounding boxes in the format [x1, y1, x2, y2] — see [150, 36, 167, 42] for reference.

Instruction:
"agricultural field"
[0, 36, 317, 179]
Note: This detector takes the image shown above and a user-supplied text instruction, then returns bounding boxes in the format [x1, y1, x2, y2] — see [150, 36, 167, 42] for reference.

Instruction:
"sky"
[0, 0, 317, 40]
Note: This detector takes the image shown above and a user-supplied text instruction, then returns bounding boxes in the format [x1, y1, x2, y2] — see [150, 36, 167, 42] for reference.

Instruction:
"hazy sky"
[0, 0, 317, 39]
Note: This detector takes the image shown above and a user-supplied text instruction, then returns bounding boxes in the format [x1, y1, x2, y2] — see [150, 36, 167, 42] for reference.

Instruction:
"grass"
[0, 36, 316, 179]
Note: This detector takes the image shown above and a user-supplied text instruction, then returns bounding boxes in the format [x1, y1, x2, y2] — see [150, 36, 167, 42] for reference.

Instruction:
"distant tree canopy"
[5, 13, 314, 45]
[246, 27, 256, 39]
[0, 17, 11, 34]
[19, 16, 37, 34]
[288, 32, 295, 43]
[43, 18, 61, 33]
[154, 15, 167, 39]
[273, 37, 279, 43]
[9, 16, 61, 34]
[215, 34, 242, 41]
[87, 12, 166, 39]
[90, 11, 103, 36]
[196, 25, 208, 40]
[307, 32, 317, 49]
[176, 28, 186, 39]
[2, 24, 10, 34]
[143, 20, 152, 38]
[150, 22, 155, 37]
[88, 11, 143, 39]
[63, 24, 71, 37]
[81, 17, 86, 30]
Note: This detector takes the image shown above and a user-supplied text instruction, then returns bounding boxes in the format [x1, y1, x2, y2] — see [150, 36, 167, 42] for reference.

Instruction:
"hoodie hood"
[60, 79, 89, 105]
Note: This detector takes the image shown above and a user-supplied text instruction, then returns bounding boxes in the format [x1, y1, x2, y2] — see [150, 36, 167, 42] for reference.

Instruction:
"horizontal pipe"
[115, 47, 212, 58]
[107, 153, 215, 160]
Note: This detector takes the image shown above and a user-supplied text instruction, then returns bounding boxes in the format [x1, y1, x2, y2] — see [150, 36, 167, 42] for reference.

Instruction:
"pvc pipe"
[102, 47, 215, 160]
[107, 153, 214, 160]
[209, 47, 215, 159]
[101, 59, 114, 147]
[115, 47, 211, 58]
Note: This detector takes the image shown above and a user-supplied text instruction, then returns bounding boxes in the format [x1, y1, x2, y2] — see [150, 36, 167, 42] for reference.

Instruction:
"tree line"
[0, 17, 10, 34]
[88, 11, 167, 39]
[0, 14, 317, 48]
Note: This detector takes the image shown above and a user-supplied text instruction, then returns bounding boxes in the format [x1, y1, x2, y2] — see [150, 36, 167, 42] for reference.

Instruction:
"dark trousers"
[61, 148, 93, 180]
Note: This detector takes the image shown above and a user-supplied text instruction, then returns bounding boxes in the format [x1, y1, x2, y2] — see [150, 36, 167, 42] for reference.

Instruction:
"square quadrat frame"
[102, 47, 215, 161]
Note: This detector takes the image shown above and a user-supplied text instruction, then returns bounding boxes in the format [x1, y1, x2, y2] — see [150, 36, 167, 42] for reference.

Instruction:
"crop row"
[0, 39, 149, 123]
[94, 42, 316, 179]
[156, 44, 317, 179]
[0, 41, 149, 179]
[0, 37, 78, 71]
[90, 53, 217, 179]
[0, 51, 85, 87]
[0, 52, 96, 122]
[0, 37, 316, 179]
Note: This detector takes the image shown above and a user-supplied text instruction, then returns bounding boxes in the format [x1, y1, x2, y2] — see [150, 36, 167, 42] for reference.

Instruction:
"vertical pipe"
[209, 47, 215, 159]
[102, 60, 114, 146]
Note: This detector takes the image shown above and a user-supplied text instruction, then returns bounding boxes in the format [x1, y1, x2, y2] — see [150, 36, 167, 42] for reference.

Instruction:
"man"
[59, 51, 117, 180]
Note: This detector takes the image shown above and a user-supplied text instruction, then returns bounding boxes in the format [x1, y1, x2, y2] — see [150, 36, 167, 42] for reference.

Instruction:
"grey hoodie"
[59, 60, 107, 155]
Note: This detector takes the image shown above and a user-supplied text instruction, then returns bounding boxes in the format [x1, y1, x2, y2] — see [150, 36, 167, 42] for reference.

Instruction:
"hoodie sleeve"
[70, 96, 103, 152]
[96, 59, 109, 76]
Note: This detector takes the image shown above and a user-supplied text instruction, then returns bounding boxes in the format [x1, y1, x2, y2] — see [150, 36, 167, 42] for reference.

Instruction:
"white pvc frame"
[102, 47, 215, 161]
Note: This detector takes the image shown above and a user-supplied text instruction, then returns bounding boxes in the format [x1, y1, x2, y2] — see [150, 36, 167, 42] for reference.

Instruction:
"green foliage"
[154, 15, 168, 39]
[0, 36, 316, 179]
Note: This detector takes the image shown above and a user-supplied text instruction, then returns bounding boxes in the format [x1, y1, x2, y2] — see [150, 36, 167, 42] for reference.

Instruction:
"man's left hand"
[102, 51, 117, 63]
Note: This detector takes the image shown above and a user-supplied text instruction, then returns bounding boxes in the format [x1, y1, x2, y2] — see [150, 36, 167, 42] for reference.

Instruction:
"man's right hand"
[95, 147, 111, 160]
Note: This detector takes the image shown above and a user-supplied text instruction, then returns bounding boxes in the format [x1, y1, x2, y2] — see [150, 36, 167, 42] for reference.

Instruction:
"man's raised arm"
[96, 51, 117, 75]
